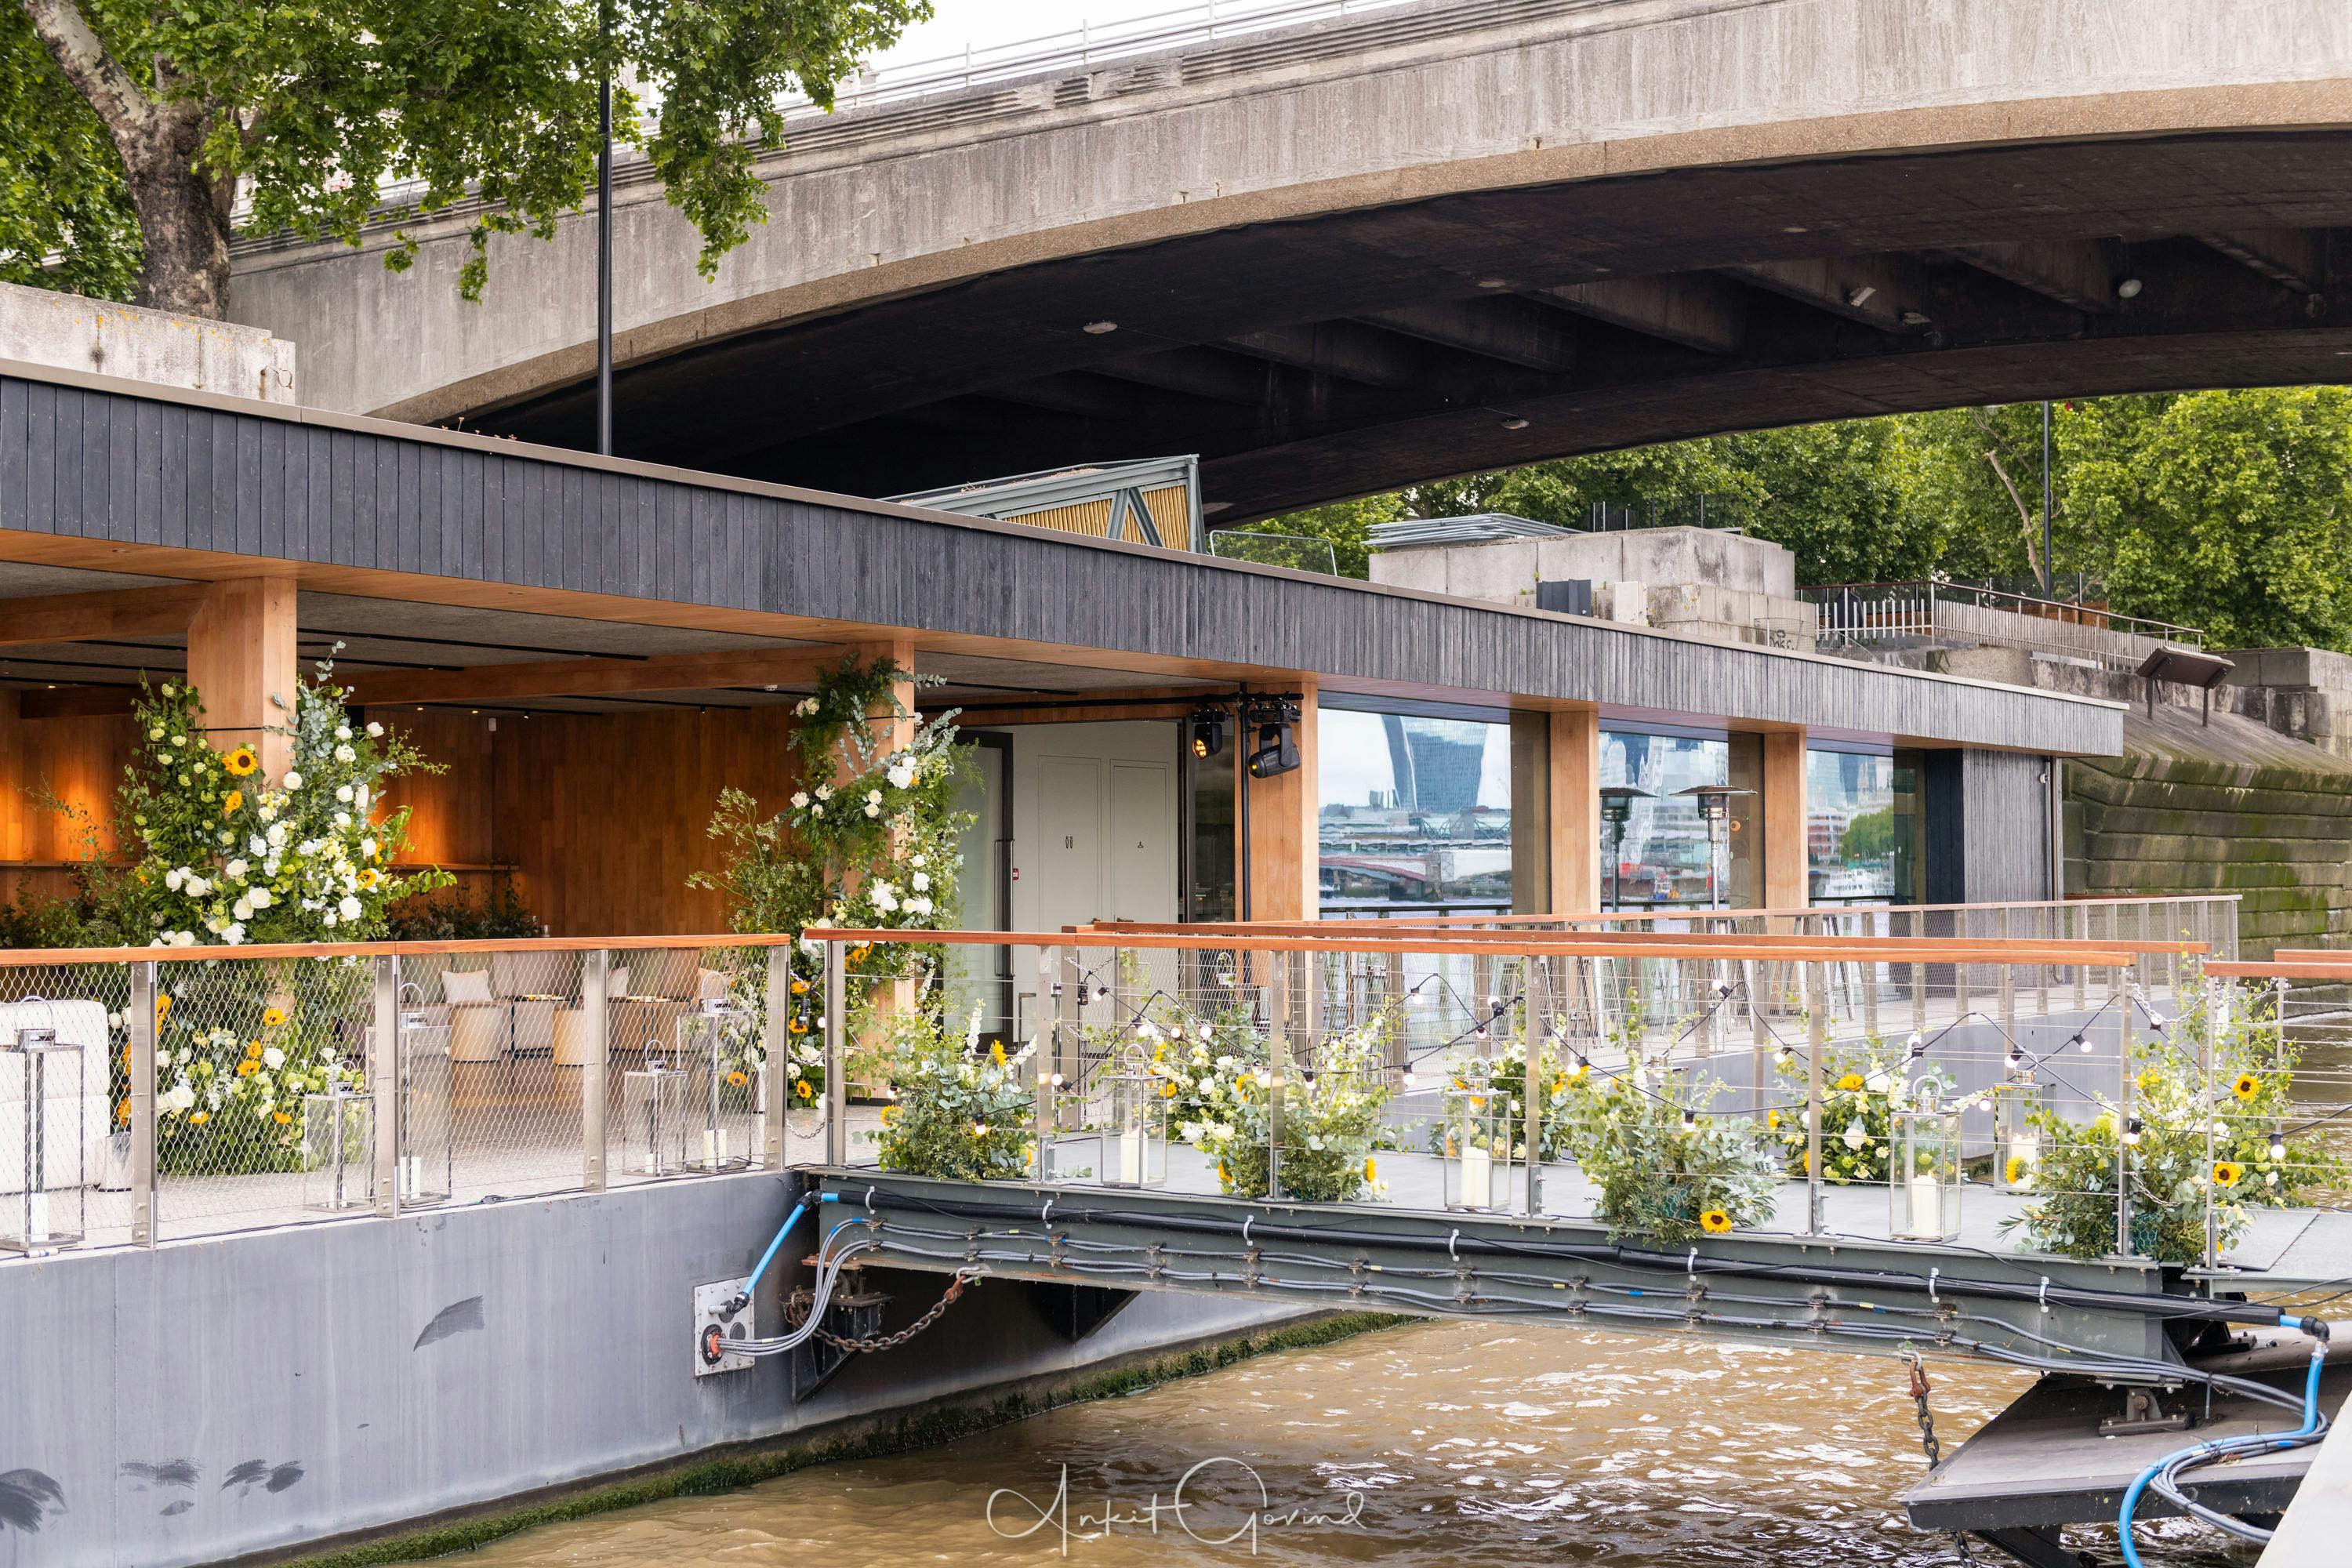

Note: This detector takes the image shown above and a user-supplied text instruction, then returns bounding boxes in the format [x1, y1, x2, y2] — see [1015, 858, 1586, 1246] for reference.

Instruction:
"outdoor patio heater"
[1675, 784, 1754, 911]
[1597, 786, 1651, 913]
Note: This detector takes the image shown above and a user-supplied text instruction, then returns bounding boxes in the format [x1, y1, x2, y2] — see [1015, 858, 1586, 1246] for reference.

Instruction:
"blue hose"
[727, 1192, 833, 1314]
[2118, 1329, 2328, 1567]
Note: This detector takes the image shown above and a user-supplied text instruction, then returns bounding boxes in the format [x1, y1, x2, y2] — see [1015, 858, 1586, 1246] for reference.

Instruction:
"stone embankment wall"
[2065, 702, 2352, 962]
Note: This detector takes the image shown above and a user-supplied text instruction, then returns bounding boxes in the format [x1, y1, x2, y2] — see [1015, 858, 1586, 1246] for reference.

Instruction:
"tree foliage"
[5, 0, 927, 314]
[1250, 387, 2352, 652]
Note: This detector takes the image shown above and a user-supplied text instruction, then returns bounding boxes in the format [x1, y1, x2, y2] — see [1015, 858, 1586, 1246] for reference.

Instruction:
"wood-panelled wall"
[1, 696, 135, 905]
[368, 706, 808, 937]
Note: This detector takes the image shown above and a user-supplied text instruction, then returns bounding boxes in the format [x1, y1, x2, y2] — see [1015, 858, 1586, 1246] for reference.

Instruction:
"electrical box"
[693, 1276, 754, 1377]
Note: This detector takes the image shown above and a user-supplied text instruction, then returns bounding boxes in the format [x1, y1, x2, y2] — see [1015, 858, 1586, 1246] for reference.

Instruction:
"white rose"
[222, 923, 245, 945]
[887, 763, 916, 789]
[258, 804, 278, 823]
[225, 858, 248, 880]
[232, 898, 252, 921]
[283, 771, 303, 789]
[322, 909, 338, 927]
[791, 792, 810, 809]
[795, 698, 818, 717]
[339, 895, 362, 920]
[336, 784, 354, 803]
[873, 886, 900, 915]
[911, 855, 927, 869]
[183, 875, 209, 897]
[147, 727, 163, 741]
[335, 725, 352, 741]
[365, 721, 384, 738]
[814, 784, 833, 801]
[865, 789, 883, 806]
[864, 801, 881, 818]
[333, 811, 352, 829]
[334, 744, 356, 763]
[170, 734, 185, 747]
[263, 1047, 285, 1070]
[248, 887, 272, 909]
[266, 823, 288, 847]
[173, 931, 197, 947]
[355, 784, 370, 810]
[910, 871, 931, 891]
[163, 867, 185, 891]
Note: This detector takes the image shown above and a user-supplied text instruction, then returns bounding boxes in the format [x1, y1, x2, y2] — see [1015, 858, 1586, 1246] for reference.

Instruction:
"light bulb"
[1907, 1032, 1925, 1057]
[2123, 1117, 2143, 1147]
[2270, 1138, 2287, 1163]
[1680, 1109, 1698, 1131]
[2072, 1035, 2092, 1054]
[1402, 1069, 1420, 1090]
[1976, 1097, 1993, 1114]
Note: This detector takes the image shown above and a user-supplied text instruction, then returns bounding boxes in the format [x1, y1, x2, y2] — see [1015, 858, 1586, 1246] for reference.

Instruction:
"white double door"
[1005, 720, 1179, 932]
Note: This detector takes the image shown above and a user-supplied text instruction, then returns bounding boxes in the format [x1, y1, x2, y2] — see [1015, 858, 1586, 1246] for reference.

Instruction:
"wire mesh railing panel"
[0, 962, 137, 1252]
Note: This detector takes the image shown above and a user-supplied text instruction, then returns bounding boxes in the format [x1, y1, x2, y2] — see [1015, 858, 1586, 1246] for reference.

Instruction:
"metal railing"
[1803, 579, 2204, 669]
[0, 936, 818, 1254]
[1207, 528, 1341, 575]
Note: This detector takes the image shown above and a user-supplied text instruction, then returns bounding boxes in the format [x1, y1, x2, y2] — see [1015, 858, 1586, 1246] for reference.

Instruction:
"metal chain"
[1900, 1346, 1979, 1565]
[785, 1272, 975, 1353]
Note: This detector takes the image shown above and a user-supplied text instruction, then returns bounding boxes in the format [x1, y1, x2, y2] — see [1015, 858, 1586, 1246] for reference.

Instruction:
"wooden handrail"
[1081, 920, 2205, 956]
[815, 927, 2144, 964]
[2209, 960, 2352, 980]
[0, 932, 804, 967]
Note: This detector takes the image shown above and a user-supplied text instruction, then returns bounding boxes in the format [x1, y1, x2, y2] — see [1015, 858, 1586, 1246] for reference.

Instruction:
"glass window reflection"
[1806, 748, 1918, 905]
[1318, 709, 1512, 915]
[1598, 730, 1760, 909]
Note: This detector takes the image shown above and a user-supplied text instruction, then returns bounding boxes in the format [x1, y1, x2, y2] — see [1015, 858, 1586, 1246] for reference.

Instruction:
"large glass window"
[1183, 736, 1237, 923]
[1319, 707, 1512, 915]
[1598, 729, 1761, 909]
[1805, 748, 1923, 905]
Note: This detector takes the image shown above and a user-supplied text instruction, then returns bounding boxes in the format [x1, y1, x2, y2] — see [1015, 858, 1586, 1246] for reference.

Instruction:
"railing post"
[823, 939, 848, 1166]
[759, 946, 788, 1170]
[1058, 949, 1083, 1133]
[581, 949, 609, 1191]
[2202, 975, 2223, 1272]
[129, 960, 158, 1247]
[1523, 954, 1546, 1217]
[1265, 950, 1287, 1201]
[372, 954, 401, 1219]
[2073, 904, 2089, 1011]
[1746, 959, 1769, 1116]
[1806, 960, 1826, 1236]
[1034, 947, 1058, 1182]
[1383, 950, 1407, 1076]
[2115, 975, 2132, 1257]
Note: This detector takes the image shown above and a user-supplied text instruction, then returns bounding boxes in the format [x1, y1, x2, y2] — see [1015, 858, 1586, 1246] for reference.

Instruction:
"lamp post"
[1675, 784, 1755, 911]
[1597, 785, 1651, 913]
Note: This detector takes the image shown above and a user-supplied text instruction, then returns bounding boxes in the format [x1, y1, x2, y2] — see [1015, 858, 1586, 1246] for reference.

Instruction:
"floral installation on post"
[1771, 1037, 1955, 1184]
[1555, 1058, 1779, 1243]
[690, 656, 976, 1100]
[1165, 1007, 1399, 1203]
[1424, 1030, 1586, 1164]
[2002, 987, 2346, 1263]
[102, 659, 448, 1171]
[866, 993, 1038, 1181]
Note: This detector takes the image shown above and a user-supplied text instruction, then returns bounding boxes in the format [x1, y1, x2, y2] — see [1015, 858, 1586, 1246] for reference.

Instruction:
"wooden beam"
[0, 583, 207, 647]
[340, 644, 852, 707]
[1539, 275, 1748, 354]
[187, 578, 298, 778]
[1762, 728, 1808, 912]
[1550, 707, 1600, 916]
[1243, 679, 1319, 920]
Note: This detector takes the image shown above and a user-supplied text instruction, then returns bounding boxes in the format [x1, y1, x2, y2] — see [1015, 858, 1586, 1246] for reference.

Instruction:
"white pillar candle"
[702, 1129, 718, 1167]
[1461, 1145, 1492, 1209]
[401, 1155, 421, 1199]
[1116, 1127, 1145, 1185]
[27, 1190, 49, 1243]
[1907, 1173, 1943, 1237]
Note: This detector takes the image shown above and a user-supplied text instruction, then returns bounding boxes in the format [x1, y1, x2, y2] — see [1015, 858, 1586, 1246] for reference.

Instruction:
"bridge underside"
[475, 131, 2352, 521]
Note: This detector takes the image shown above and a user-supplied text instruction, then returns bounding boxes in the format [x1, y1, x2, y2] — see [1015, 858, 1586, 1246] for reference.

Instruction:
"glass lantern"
[1442, 1069, 1517, 1213]
[1101, 1059, 1168, 1189]
[1990, 1080, 2045, 1192]
[302, 1087, 375, 1212]
[2, 1017, 86, 1252]
[621, 1062, 692, 1178]
[366, 1008, 454, 1207]
[1890, 1092, 1963, 1242]
[678, 1002, 757, 1174]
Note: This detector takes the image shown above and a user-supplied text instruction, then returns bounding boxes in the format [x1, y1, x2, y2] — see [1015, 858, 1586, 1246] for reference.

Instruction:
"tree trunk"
[117, 101, 235, 319]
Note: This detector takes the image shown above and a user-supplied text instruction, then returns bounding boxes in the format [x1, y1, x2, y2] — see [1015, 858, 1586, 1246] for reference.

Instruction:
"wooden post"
[1762, 728, 1808, 915]
[1243, 678, 1319, 920]
[1550, 707, 1601, 916]
[185, 578, 299, 780]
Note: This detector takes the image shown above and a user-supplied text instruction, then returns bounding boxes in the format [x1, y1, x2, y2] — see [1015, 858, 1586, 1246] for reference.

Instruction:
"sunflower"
[727, 1070, 750, 1087]
[272, 1110, 292, 1126]
[789, 1016, 809, 1036]
[1699, 1209, 1733, 1234]
[190, 1110, 209, 1126]
[2005, 1153, 2032, 1187]
[2232, 1073, 2261, 1102]
[1363, 1156, 1378, 1183]
[245, 1040, 263, 1060]
[356, 867, 380, 889]
[1766, 1109, 1782, 1130]
[2212, 1160, 2243, 1189]
[1835, 1072, 1867, 1092]
[989, 1040, 1007, 1066]
[223, 746, 258, 777]
[1161, 1081, 1177, 1098]
[116, 1098, 132, 1126]
[793, 1078, 815, 1102]
[155, 994, 172, 1022]
[789, 978, 811, 996]
[223, 789, 243, 815]
[262, 1006, 287, 1028]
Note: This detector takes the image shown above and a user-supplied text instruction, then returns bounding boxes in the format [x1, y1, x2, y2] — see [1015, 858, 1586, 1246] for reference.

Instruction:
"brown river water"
[461, 1318, 2247, 1567]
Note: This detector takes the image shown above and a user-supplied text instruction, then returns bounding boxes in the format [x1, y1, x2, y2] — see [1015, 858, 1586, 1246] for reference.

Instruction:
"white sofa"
[0, 998, 113, 1214]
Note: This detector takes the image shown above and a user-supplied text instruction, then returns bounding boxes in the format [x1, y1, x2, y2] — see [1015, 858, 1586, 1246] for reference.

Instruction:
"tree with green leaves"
[6, 0, 927, 318]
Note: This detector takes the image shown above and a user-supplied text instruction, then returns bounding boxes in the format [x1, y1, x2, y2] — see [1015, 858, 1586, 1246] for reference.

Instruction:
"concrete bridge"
[232, 0, 2352, 519]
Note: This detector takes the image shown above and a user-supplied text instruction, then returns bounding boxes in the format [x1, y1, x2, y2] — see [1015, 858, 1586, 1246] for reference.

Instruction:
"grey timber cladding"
[0, 366, 2120, 755]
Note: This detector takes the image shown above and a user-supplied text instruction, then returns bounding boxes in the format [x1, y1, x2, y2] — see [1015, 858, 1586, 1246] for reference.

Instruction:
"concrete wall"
[0, 1174, 1301, 1568]
[2219, 646, 2352, 761]
[224, 0, 2352, 421]
[0, 280, 295, 403]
